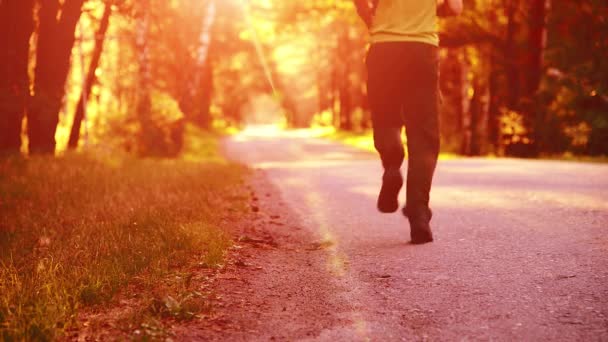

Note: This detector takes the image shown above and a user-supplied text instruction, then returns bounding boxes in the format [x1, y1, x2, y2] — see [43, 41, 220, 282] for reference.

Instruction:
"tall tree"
[526, 0, 551, 153]
[503, 0, 520, 110]
[337, 26, 353, 131]
[28, 0, 86, 154]
[0, 0, 35, 154]
[192, 1, 216, 128]
[135, 0, 155, 155]
[68, 2, 113, 150]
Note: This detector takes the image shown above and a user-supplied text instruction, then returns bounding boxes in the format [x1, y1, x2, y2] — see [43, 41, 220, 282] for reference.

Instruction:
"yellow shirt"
[370, 0, 439, 46]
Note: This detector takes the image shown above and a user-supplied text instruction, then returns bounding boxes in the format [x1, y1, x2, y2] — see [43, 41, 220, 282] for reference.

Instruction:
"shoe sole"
[411, 235, 434, 244]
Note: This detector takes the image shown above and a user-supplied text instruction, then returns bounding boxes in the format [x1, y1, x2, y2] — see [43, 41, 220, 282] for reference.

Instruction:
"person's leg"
[367, 42, 406, 213]
[401, 43, 440, 243]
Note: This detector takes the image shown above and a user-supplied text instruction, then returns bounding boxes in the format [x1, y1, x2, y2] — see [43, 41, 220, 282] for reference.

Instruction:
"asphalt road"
[222, 126, 608, 341]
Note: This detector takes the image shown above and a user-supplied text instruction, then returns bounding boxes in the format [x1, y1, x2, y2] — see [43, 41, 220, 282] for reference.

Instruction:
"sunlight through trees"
[0, 0, 606, 156]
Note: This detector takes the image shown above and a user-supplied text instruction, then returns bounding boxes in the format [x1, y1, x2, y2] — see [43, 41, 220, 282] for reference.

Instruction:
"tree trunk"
[192, 1, 216, 129]
[317, 70, 331, 118]
[135, 2, 155, 156]
[504, 0, 520, 110]
[28, 0, 85, 155]
[196, 59, 214, 128]
[68, 3, 112, 150]
[330, 62, 340, 128]
[0, 0, 34, 154]
[525, 0, 549, 101]
[487, 7, 501, 155]
[360, 80, 372, 130]
[339, 62, 353, 131]
[465, 76, 488, 156]
[488, 55, 501, 154]
[339, 83, 352, 130]
[337, 27, 353, 131]
[526, 0, 550, 152]
[458, 49, 472, 155]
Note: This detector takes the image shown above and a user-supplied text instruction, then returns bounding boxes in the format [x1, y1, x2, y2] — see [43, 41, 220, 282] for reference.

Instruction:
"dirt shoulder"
[172, 169, 349, 341]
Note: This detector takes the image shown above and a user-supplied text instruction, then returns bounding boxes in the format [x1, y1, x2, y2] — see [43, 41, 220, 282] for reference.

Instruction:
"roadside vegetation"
[315, 127, 460, 160]
[0, 127, 248, 341]
[317, 127, 607, 164]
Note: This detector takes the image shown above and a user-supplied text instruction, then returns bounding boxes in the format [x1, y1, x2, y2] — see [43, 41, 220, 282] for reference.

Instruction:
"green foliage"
[4, 0, 606, 156]
[441, 0, 607, 156]
[545, 0, 608, 155]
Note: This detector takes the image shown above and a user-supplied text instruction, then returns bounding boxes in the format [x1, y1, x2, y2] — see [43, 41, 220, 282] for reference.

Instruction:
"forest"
[1, 0, 607, 157]
[2, 1, 608, 340]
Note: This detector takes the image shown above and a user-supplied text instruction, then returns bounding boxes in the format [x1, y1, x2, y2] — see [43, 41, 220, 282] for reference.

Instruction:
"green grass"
[539, 152, 608, 164]
[0, 126, 248, 341]
[315, 127, 460, 160]
[316, 127, 607, 163]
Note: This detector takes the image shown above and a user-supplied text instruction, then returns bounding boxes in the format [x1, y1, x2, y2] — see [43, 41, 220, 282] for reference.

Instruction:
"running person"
[354, 0, 462, 244]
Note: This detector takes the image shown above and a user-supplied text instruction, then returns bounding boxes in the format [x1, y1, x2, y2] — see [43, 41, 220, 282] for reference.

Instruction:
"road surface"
[217, 126, 608, 341]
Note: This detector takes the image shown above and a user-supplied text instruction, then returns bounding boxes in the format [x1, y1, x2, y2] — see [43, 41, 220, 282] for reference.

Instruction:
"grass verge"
[0, 126, 248, 341]
[314, 126, 460, 160]
[316, 127, 607, 163]
[539, 153, 608, 164]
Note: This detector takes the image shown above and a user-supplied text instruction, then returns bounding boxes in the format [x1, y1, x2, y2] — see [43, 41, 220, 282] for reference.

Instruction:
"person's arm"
[437, 0, 463, 17]
[354, 0, 373, 28]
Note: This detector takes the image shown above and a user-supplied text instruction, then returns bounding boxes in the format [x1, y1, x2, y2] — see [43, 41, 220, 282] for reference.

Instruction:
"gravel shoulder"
[174, 170, 354, 341]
